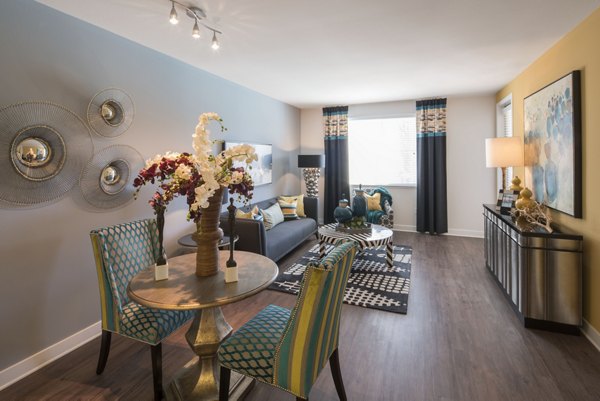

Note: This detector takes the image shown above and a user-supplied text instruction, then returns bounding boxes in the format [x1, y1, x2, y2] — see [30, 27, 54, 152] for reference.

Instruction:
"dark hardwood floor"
[3, 232, 600, 401]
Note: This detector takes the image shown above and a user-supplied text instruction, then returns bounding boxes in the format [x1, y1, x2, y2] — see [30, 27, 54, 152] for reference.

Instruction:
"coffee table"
[127, 251, 278, 401]
[318, 223, 394, 267]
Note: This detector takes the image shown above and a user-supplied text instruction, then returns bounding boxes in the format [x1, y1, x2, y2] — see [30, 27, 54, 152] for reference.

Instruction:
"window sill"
[350, 184, 416, 189]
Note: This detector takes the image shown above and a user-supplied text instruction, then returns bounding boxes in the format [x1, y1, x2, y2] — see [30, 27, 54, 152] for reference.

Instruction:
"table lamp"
[485, 137, 524, 190]
[298, 154, 325, 197]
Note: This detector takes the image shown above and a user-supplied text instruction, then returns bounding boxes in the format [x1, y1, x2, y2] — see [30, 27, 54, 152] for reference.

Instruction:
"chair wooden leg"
[329, 348, 347, 401]
[151, 343, 163, 401]
[219, 366, 231, 401]
[96, 330, 111, 375]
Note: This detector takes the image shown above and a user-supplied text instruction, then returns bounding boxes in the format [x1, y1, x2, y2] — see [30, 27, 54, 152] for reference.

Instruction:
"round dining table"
[127, 250, 278, 401]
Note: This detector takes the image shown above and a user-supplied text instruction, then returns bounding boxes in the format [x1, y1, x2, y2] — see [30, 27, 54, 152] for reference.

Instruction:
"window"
[348, 117, 416, 186]
[496, 94, 513, 189]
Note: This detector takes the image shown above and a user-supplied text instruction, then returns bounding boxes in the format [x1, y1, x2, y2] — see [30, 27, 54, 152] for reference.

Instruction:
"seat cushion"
[265, 217, 316, 261]
[218, 304, 291, 383]
[120, 302, 193, 345]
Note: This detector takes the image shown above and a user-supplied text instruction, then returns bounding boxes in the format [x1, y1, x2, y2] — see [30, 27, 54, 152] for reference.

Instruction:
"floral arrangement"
[133, 113, 257, 222]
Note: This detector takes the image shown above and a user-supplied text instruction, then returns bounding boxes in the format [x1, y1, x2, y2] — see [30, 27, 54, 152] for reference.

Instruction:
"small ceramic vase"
[334, 197, 353, 223]
[352, 185, 367, 217]
[515, 187, 535, 211]
[510, 176, 524, 199]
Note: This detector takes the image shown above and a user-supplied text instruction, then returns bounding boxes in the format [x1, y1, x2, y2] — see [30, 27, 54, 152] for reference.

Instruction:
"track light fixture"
[167, 1, 222, 49]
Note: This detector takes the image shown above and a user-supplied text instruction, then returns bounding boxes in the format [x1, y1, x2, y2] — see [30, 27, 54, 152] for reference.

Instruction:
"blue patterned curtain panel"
[323, 106, 350, 224]
[416, 99, 448, 234]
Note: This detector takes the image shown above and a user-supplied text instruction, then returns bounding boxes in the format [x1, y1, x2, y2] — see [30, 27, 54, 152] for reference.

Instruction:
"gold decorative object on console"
[515, 187, 535, 211]
[510, 175, 524, 198]
[193, 187, 224, 277]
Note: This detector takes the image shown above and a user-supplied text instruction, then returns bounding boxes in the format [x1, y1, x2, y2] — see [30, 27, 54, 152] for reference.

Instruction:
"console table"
[483, 204, 583, 334]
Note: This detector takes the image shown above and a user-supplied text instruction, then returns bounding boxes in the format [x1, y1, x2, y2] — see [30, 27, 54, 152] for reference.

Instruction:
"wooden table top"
[127, 251, 278, 311]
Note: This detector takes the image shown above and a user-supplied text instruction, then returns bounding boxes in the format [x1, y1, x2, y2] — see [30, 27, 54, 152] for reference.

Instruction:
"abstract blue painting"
[524, 71, 582, 217]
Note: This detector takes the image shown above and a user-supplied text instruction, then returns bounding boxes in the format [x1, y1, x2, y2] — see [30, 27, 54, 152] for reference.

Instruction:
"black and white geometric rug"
[269, 243, 412, 314]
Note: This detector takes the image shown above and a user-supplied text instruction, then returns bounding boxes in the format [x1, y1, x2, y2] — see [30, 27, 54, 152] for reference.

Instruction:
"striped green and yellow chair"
[90, 219, 193, 401]
[217, 241, 357, 401]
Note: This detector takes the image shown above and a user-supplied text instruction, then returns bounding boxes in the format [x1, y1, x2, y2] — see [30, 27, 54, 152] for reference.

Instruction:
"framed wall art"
[523, 70, 582, 218]
[225, 142, 273, 186]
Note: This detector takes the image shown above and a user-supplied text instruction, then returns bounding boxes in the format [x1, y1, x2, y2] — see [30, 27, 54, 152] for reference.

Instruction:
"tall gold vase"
[193, 187, 224, 277]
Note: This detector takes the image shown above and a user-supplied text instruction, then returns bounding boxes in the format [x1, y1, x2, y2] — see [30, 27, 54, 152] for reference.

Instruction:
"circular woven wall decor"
[87, 88, 134, 138]
[80, 145, 143, 209]
[0, 101, 93, 206]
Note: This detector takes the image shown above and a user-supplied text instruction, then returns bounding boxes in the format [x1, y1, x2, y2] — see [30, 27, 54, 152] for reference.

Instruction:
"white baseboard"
[582, 319, 600, 352]
[392, 225, 483, 238]
[0, 321, 102, 391]
[446, 228, 484, 238]
[393, 224, 416, 232]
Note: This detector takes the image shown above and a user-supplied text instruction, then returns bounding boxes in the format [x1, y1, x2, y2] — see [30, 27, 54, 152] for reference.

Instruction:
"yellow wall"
[497, 7, 600, 331]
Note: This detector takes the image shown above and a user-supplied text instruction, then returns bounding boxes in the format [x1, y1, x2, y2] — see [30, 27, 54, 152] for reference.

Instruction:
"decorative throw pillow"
[235, 205, 259, 219]
[277, 199, 299, 220]
[278, 195, 305, 217]
[260, 203, 285, 230]
[365, 192, 383, 211]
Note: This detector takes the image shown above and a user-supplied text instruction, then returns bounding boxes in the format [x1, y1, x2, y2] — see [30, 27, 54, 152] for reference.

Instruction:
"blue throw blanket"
[366, 187, 392, 224]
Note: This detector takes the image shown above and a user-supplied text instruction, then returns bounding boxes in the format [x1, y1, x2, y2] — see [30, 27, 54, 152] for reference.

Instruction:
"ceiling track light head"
[169, 1, 178, 24]
[192, 20, 201, 39]
[211, 31, 220, 50]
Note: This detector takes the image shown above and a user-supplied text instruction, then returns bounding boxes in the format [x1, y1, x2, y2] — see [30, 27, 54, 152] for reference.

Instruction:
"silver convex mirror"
[100, 100, 124, 126]
[15, 137, 52, 168]
[101, 165, 120, 186]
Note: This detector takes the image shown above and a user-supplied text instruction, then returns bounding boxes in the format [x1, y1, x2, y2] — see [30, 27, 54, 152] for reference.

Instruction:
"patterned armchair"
[365, 186, 394, 229]
[90, 219, 194, 401]
[217, 241, 357, 401]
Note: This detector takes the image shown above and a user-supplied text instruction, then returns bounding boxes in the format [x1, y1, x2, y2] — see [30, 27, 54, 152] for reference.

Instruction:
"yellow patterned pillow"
[235, 205, 259, 219]
[365, 192, 382, 211]
[277, 199, 298, 220]
[278, 195, 305, 217]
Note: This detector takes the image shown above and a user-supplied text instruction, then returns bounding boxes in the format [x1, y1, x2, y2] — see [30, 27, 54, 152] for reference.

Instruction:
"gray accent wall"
[0, 0, 300, 370]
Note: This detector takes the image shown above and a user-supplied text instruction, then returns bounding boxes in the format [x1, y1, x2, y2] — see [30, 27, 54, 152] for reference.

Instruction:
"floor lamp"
[298, 154, 325, 197]
[485, 137, 524, 190]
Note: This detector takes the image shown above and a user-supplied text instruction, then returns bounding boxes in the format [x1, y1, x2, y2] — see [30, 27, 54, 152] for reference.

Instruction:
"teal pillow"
[260, 203, 284, 230]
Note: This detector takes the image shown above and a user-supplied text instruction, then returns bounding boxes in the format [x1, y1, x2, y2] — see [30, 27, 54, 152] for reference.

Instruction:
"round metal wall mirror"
[9, 125, 67, 182]
[99, 159, 128, 196]
[88, 88, 134, 137]
[100, 100, 124, 127]
[101, 165, 121, 186]
[15, 137, 52, 168]
[0, 101, 93, 206]
[81, 146, 143, 209]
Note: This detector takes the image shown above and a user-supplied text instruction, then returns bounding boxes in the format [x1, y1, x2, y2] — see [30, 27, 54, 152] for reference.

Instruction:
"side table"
[127, 251, 278, 400]
[178, 234, 239, 249]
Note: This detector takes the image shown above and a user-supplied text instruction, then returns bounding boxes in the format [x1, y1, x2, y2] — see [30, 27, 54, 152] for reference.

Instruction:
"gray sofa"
[220, 197, 318, 262]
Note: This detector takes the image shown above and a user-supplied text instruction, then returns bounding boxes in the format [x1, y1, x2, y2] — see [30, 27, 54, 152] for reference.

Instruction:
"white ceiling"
[37, 0, 600, 108]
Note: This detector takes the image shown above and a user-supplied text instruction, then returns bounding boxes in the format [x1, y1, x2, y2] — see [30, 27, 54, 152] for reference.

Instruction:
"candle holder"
[225, 197, 238, 283]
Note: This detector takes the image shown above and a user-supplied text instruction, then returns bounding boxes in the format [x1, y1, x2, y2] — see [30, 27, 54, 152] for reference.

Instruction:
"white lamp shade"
[485, 137, 524, 168]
